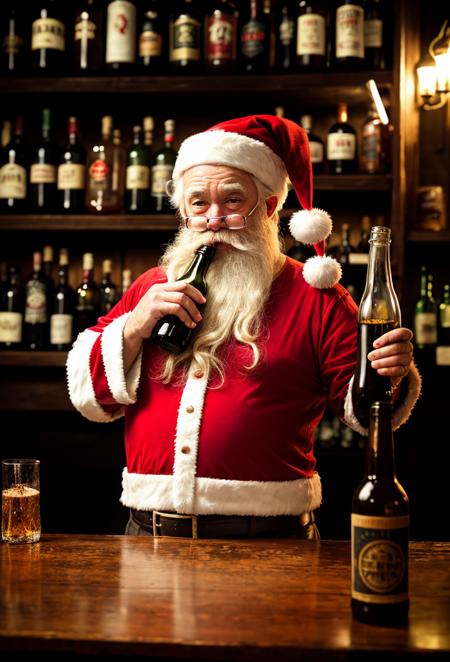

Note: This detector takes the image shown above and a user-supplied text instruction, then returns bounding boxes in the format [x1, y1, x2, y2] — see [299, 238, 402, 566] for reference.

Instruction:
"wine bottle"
[1, 121, 12, 148]
[1, 4, 26, 75]
[205, 0, 239, 72]
[85, 116, 122, 213]
[31, 1, 66, 73]
[336, 222, 357, 299]
[169, 0, 202, 72]
[30, 108, 57, 213]
[99, 259, 118, 316]
[296, 0, 328, 71]
[75, 252, 99, 334]
[138, 0, 164, 71]
[327, 102, 357, 174]
[125, 125, 151, 213]
[300, 114, 324, 174]
[240, 0, 269, 73]
[105, 0, 137, 72]
[112, 128, 125, 213]
[0, 265, 23, 350]
[121, 268, 133, 296]
[360, 102, 389, 174]
[42, 244, 55, 285]
[275, 1, 296, 72]
[352, 401, 409, 625]
[151, 119, 177, 213]
[50, 248, 74, 351]
[437, 284, 450, 366]
[152, 245, 216, 354]
[413, 266, 438, 351]
[364, 0, 384, 70]
[58, 116, 87, 214]
[334, 0, 364, 70]
[24, 251, 51, 350]
[351, 226, 401, 429]
[0, 114, 28, 213]
[356, 215, 371, 254]
[73, 0, 104, 73]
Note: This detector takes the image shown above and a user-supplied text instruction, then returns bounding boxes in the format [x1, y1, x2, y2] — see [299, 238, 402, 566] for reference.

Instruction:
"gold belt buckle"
[152, 510, 198, 538]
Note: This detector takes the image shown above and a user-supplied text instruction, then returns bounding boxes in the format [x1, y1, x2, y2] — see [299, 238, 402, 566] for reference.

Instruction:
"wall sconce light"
[416, 20, 450, 111]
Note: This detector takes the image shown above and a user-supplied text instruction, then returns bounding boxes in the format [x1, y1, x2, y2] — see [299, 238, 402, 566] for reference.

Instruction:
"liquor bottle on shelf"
[143, 116, 154, 149]
[1, 4, 26, 75]
[151, 119, 177, 214]
[327, 102, 357, 175]
[112, 128, 125, 213]
[275, 1, 296, 72]
[99, 259, 119, 316]
[152, 245, 216, 354]
[413, 266, 438, 352]
[296, 0, 328, 71]
[85, 116, 122, 214]
[121, 268, 133, 296]
[75, 252, 99, 334]
[0, 265, 23, 350]
[138, 0, 164, 71]
[1, 121, 12, 148]
[169, 0, 202, 72]
[364, 0, 384, 70]
[351, 226, 401, 429]
[42, 245, 55, 286]
[356, 215, 371, 255]
[30, 108, 57, 213]
[50, 248, 74, 351]
[58, 116, 86, 214]
[437, 284, 450, 367]
[105, 0, 137, 72]
[336, 222, 356, 297]
[334, 0, 364, 70]
[0, 114, 28, 214]
[351, 401, 409, 625]
[73, 0, 104, 73]
[240, 0, 269, 73]
[24, 251, 51, 351]
[31, 1, 66, 73]
[300, 114, 324, 174]
[205, 0, 239, 72]
[360, 102, 389, 174]
[125, 125, 151, 213]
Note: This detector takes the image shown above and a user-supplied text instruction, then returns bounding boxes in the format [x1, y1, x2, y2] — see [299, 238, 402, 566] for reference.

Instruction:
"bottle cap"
[102, 259, 112, 273]
[82, 253, 94, 270]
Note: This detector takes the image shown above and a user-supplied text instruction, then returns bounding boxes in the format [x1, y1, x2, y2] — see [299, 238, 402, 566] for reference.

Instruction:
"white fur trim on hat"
[303, 255, 342, 289]
[289, 208, 332, 245]
[172, 129, 289, 204]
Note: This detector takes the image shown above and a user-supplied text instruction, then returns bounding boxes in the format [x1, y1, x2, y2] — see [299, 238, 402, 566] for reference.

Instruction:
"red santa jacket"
[67, 257, 421, 516]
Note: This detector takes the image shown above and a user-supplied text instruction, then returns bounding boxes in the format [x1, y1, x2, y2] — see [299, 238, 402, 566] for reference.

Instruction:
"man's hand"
[367, 327, 414, 388]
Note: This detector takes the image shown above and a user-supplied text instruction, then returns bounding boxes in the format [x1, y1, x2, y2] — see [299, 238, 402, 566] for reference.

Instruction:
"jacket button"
[181, 446, 190, 454]
[186, 405, 194, 413]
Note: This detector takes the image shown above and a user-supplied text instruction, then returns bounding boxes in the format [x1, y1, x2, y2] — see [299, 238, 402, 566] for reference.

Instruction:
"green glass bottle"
[151, 245, 216, 354]
[414, 266, 438, 350]
[125, 125, 151, 213]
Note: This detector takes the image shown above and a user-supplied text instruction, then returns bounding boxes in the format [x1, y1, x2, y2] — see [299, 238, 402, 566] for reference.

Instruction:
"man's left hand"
[367, 327, 414, 388]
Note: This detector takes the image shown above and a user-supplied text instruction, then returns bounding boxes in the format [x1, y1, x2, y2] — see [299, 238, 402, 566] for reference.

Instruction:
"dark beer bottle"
[351, 401, 409, 625]
[151, 245, 215, 354]
[351, 226, 401, 429]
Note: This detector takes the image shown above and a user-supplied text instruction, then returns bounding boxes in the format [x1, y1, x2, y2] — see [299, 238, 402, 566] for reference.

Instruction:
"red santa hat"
[172, 114, 341, 289]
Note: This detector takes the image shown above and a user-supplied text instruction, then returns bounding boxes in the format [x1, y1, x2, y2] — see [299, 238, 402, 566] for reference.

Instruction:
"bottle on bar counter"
[351, 226, 401, 429]
[351, 401, 409, 625]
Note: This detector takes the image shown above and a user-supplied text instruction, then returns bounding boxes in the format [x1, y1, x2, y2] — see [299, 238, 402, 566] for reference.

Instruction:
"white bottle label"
[327, 133, 356, 160]
[106, 0, 136, 64]
[441, 306, 450, 328]
[415, 312, 437, 345]
[0, 164, 27, 199]
[25, 283, 47, 324]
[30, 163, 57, 185]
[0, 312, 22, 343]
[309, 141, 324, 164]
[151, 164, 174, 195]
[32, 18, 65, 52]
[50, 314, 73, 345]
[57, 163, 85, 190]
[336, 4, 364, 59]
[75, 18, 97, 42]
[297, 14, 326, 56]
[126, 165, 150, 190]
[364, 19, 382, 48]
[349, 253, 369, 265]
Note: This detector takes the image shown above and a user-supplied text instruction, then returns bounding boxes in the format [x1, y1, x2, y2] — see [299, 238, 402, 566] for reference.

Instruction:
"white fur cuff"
[101, 312, 142, 405]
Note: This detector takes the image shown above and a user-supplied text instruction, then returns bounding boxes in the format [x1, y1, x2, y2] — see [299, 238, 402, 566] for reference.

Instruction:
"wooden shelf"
[407, 230, 450, 242]
[0, 214, 178, 231]
[313, 174, 393, 190]
[0, 351, 67, 368]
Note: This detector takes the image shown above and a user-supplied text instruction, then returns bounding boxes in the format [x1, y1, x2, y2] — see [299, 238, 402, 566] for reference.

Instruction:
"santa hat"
[172, 114, 341, 289]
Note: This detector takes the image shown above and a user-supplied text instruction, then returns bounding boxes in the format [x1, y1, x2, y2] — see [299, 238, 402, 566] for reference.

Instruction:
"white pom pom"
[289, 208, 332, 245]
[303, 255, 342, 289]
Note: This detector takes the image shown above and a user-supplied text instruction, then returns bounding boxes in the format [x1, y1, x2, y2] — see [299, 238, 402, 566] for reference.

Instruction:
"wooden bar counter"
[1, 535, 449, 660]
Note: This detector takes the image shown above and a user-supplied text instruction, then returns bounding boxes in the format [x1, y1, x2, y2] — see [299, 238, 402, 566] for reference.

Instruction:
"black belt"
[130, 508, 315, 539]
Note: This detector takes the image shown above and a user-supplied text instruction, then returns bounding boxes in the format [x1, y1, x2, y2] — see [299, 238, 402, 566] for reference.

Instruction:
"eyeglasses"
[181, 201, 259, 232]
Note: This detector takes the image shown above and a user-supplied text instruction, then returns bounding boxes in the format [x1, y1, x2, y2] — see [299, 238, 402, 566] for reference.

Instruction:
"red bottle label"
[89, 160, 109, 181]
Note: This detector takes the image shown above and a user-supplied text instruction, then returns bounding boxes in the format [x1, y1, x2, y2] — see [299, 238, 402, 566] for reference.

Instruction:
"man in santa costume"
[67, 115, 420, 539]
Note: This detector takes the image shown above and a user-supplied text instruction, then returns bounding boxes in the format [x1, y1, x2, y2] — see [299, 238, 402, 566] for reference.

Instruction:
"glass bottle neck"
[366, 404, 396, 481]
[180, 246, 215, 282]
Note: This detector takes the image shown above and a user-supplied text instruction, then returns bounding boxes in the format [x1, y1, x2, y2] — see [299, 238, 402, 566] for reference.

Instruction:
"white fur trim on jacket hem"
[101, 312, 142, 405]
[120, 468, 322, 516]
[66, 329, 124, 423]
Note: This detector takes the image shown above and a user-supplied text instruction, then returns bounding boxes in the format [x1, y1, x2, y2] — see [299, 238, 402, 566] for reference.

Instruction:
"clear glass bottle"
[85, 116, 122, 214]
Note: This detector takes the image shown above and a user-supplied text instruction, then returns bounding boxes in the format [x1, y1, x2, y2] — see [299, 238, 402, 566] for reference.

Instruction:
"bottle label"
[206, 14, 237, 62]
[349, 253, 369, 265]
[57, 163, 86, 190]
[364, 19, 383, 48]
[309, 141, 324, 164]
[362, 127, 381, 172]
[336, 5, 364, 59]
[151, 164, 174, 195]
[351, 514, 409, 604]
[50, 314, 73, 345]
[297, 14, 326, 56]
[327, 133, 356, 160]
[25, 282, 47, 324]
[241, 20, 266, 59]
[441, 306, 450, 328]
[0, 312, 22, 343]
[279, 18, 295, 47]
[139, 30, 162, 57]
[0, 164, 27, 199]
[415, 313, 438, 345]
[74, 18, 97, 42]
[32, 18, 65, 52]
[436, 346, 450, 366]
[170, 15, 201, 62]
[126, 165, 150, 190]
[106, 0, 136, 64]
[4, 33, 23, 55]
[89, 159, 109, 182]
[30, 163, 57, 185]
